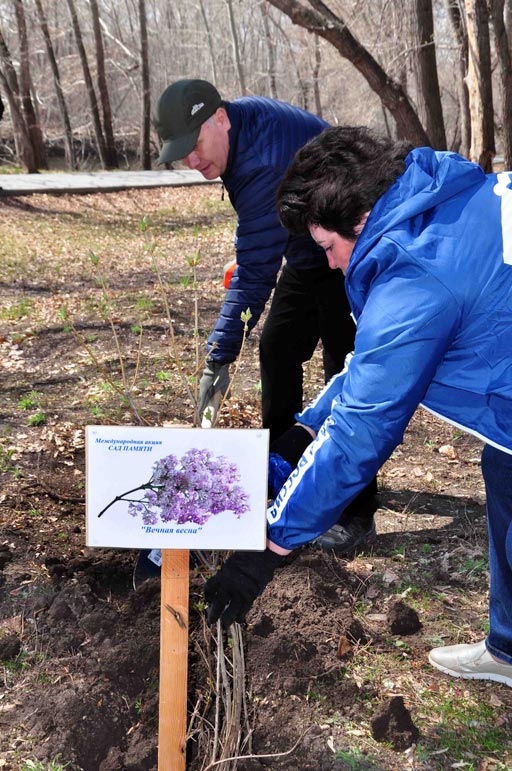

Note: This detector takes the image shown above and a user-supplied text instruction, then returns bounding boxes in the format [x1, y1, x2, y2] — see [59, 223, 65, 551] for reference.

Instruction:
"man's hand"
[204, 549, 285, 627]
[197, 360, 230, 420]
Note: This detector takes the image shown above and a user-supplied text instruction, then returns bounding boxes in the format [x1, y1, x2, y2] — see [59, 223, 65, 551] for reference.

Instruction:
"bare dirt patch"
[1, 187, 511, 771]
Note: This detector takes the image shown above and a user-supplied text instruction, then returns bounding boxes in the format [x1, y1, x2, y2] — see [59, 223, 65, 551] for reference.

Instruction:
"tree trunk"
[489, 0, 512, 168]
[90, 0, 118, 168]
[13, 0, 47, 169]
[0, 27, 18, 96]
[312, 34, 322, 118]
[138, 0, 151, 170]
[0, 66, 36, 170]
[265, 0, 430, 146]
[199, 0, 219, 85]
[261, 3, 278, 98]
[34, 0, 76, 170]
[65, 0, 108, 168]
[0, 24, 37, 170]
[409, 0, 446, 148]
[446, 0, 471, 157]
[226, 0, 247, 95]
[464, 0, 495, 170]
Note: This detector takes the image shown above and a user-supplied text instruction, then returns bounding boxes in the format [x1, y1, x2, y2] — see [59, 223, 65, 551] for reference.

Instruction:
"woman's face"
[309, 214, 369, 273]
[309, 226, 357, 272]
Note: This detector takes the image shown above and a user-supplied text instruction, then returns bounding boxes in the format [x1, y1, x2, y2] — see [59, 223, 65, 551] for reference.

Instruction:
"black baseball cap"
[154, 79, 222, 164]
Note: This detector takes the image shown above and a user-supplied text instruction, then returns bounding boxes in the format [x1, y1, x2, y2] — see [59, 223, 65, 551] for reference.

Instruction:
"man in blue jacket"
[204, 125, 512, 689]
[153, 80, 378, 549]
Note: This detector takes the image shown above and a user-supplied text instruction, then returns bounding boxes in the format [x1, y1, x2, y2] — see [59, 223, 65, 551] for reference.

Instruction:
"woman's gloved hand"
[204, 549, 285, 627]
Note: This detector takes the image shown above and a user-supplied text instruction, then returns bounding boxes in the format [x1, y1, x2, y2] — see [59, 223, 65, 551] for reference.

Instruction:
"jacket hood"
[346, 147, 486, 292]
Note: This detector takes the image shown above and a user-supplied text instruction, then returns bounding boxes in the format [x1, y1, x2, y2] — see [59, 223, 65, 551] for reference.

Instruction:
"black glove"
[204, 549, 285, 627]
[197, 360, 230, 418]
[270, 424, 314, 467]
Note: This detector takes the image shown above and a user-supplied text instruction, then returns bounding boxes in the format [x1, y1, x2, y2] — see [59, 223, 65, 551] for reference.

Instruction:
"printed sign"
[86, 425, 269, 550]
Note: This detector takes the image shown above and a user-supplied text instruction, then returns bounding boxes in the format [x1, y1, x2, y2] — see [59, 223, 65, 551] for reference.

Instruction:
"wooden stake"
[158, 549, 189, 770]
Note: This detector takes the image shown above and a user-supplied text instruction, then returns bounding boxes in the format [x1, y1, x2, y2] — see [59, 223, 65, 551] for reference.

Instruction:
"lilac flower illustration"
[97, 447, 249, 525]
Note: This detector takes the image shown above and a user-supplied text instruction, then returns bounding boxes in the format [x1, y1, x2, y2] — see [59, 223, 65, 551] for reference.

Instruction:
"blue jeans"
[481, 443, 512, 664]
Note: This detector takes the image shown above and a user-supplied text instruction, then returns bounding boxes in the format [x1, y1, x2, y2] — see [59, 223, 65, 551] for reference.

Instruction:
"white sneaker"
[429, 639, 512, 687]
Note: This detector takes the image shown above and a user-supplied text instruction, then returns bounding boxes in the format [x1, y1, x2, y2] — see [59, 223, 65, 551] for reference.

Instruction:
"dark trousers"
[260, 263, 354, 442]
[260, 263, 378, 521]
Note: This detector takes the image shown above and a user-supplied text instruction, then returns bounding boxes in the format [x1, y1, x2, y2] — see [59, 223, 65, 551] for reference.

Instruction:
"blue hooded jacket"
[207, 97, 329, 363]
[267, 147, 512, 549]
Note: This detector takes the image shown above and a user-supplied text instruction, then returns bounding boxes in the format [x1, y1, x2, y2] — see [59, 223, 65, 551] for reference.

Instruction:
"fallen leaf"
[439, 444, 457, 458]
[366, 613, 388, 623]
[382, 569, 401, 585]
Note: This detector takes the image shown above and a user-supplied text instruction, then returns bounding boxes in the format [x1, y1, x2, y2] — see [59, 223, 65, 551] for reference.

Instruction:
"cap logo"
[191, 102, 205, 116]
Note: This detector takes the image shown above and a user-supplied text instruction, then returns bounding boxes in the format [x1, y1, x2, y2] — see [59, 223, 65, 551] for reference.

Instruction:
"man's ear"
[214, 107, 231, 131]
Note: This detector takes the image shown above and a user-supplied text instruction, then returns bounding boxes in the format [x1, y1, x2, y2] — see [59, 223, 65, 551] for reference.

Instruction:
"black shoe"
[133, 549, 161, 590]
[315, 515, 377, 554]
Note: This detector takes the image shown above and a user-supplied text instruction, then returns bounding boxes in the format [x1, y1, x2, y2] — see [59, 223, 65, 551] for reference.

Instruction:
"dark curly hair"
[277, 126, 413, 239]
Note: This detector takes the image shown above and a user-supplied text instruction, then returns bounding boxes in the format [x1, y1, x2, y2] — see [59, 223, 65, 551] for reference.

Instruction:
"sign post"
[158, 549, 189, 770]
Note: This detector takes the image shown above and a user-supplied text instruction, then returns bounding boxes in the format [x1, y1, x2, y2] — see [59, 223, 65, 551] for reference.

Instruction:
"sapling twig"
[186, 247, 202, 406]
[140, 216, 201, 420]
[232, 622, 252, 756]
[187, 611, 252, 771]
[208, 307, 253, 429]
[90, 251, 127, 386]
[212, 622, 222, 763]
[65, 307, 147, 425]
[131, 321, 144, 389]
[201, 726, 317, 770]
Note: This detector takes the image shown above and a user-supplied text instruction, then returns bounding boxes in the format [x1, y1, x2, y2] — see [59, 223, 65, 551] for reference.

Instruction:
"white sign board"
[86, 425, 269, 550]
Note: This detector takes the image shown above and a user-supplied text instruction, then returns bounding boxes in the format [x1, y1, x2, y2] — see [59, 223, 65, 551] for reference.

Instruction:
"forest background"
[0, 0, 510, 174]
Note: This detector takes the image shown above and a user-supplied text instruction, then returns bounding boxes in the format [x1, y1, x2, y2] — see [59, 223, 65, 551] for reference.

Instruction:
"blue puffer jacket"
[267, 148, 512, 550]
[207, 97, 329, 363]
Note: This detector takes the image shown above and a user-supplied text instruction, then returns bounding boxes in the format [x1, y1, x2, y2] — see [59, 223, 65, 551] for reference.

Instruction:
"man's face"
[182, 108, 231, 179]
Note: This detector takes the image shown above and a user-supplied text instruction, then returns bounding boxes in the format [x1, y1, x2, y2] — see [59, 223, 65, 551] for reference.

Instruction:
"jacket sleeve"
[207, 165, 289, 364]
[296, 354, 352, 431]
[267, 256, 461, 549]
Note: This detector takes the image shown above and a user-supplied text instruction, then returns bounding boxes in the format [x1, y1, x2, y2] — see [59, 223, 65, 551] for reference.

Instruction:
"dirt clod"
[387, 598, 422, 635]
[370, 695, 420, 751]
[0, 544, 13, 570]
[0, 632, 21, 661]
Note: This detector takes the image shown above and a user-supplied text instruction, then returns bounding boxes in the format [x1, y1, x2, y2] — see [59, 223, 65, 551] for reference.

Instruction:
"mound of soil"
[0, 526, 423, 771]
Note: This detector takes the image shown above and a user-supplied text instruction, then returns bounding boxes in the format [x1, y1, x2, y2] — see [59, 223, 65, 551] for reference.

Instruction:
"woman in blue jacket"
[205, 126, 512, 688]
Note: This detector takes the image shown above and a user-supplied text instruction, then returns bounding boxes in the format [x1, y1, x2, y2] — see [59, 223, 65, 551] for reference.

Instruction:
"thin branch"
[202, 725, 318, 770]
